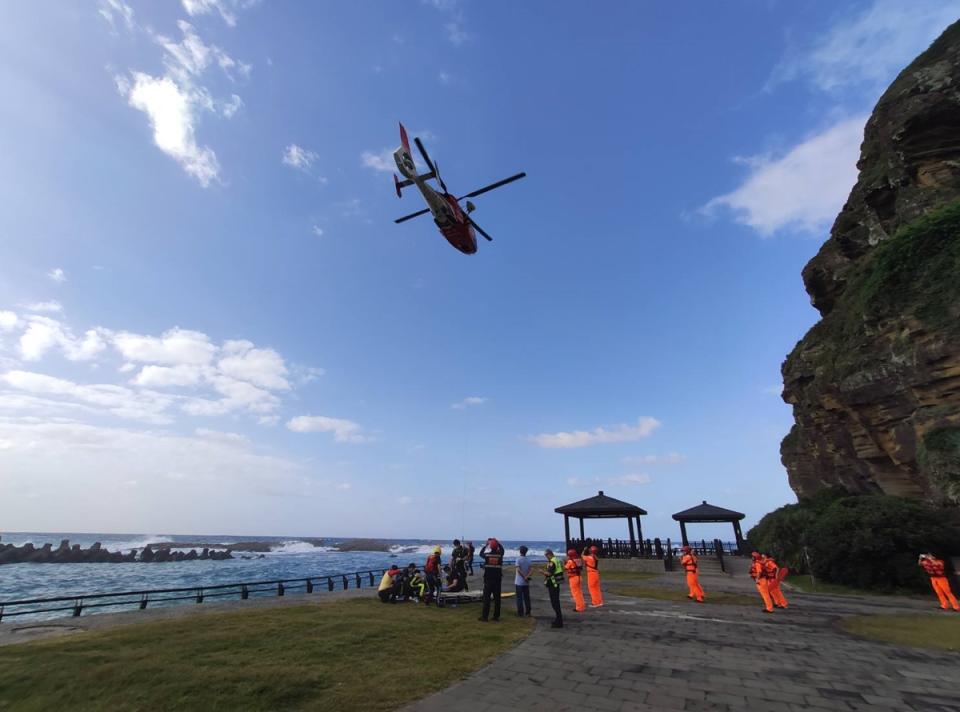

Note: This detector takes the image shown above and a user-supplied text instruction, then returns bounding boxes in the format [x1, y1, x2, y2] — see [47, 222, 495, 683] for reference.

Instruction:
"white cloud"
[312, 225, 324, 237]
[529, 417, 661, 449]
[23, 301, 63, 313]
[221, 94, 243, 118]
[123, 72, 221, 187]
[17, 317, 106, 362]
[772, 0, 960, 93]
[47, 268, 67, 283]
[0, 420, 314, 532]
[361, 148, 396, 173]
[445, 21, 468, 46]
[702, 115, 865, 236]
[0, 311, 17, 332]
[336, 482, 352, 491]
[620, 452, 686, 466]
[1, 370, 174, 424]
[113, 327, 216, 366]
[287, 415, 369, 443]
[182, 0, 238, 27]
[451, 396, 488, 410]
[397, 495, 413, 505]
[217, 341, 290, 390]
[98, 0, 135, 31]
[133, 364, 204, 388]
[283, 144, 318, 171]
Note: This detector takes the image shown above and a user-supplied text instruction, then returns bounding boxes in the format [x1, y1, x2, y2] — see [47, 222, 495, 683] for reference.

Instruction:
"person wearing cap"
[542, 549, 565, 628]
[378, 565, 402, 603]
[564, 548, 586, 613]
[919, 553, 959, 611]
[581, 544, 604, 608]
[477, 537, 504, 622]
[424, 545, 442, 600]
[680, 545, 704, 603]
[749, 551, 774, 613]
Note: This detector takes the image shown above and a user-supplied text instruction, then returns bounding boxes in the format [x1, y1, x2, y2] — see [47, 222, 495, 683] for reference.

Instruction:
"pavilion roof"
[555, 490, 647, 517]
[672, 501, 744, 522]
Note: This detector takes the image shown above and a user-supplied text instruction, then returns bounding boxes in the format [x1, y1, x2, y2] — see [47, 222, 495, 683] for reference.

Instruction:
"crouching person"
[378, 565, 402, 603]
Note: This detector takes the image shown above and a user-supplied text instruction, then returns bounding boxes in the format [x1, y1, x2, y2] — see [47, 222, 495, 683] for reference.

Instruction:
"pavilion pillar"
[564, 515, 571, 550]
[627, 516, 637, 557]
[579, 517, 585, 541]
[680, 521, 689, 546]
[733, 520, 744, 552]
[636, 515, 643, 543]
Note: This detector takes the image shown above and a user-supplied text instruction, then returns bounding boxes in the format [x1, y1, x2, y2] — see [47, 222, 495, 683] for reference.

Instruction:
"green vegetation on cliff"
[919, 427, 960, 505]
[748, 493, 960, 592]
[812, 199, 960, 380]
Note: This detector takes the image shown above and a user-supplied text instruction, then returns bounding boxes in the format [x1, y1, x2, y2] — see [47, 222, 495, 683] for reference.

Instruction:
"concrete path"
[404, 573, 960, 712]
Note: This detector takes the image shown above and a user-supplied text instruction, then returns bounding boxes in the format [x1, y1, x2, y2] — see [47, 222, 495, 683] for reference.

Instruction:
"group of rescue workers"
[379, 538, 959, 620]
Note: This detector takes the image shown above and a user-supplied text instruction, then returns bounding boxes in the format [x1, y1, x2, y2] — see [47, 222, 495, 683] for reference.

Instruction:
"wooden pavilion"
[555, 490, 647, 556]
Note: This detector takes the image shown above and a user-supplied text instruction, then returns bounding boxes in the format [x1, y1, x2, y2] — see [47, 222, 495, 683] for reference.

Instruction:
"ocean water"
[0, 533, 563, 620]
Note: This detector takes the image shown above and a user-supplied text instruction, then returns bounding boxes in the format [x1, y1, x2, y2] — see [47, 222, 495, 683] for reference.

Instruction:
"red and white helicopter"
[392, 123, 526, 254]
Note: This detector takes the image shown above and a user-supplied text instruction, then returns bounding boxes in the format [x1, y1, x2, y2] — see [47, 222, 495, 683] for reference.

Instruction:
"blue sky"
[1, 0, 958, 540]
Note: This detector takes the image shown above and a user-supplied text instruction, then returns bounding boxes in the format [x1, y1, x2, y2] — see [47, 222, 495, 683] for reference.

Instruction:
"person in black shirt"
[465, 541, 475, 576]
[477, 537, 504, 622]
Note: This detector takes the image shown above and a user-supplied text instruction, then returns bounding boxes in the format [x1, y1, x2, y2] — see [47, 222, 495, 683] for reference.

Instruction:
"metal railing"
[0, 568, 394, 622]
[0, 557, 545, 622]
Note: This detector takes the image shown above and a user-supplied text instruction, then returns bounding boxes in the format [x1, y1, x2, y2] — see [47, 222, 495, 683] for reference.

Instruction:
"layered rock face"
[782, 21, 960, 505]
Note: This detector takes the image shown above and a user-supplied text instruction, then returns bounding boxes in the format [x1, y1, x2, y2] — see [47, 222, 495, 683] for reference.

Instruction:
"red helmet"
[751, 551, 761, 559]
[567, 548, 578, 558]
[589, 545, 599, 554]
[682, 545, 691, 553]
[489, 538, 499, 548]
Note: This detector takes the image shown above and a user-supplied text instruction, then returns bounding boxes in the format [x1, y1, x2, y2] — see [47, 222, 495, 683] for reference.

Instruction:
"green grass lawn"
[0, 598, 533, 712]
[786, 575, 927, 598]
[598, 570, 660, 583]
[840, 614, 960, 651]
[609, 585, 757, 606]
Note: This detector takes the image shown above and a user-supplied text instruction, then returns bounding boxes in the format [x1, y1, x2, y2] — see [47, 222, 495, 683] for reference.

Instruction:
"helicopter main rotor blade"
[433, 160, 447, 192]
[459, 172, 527, 200]
[467, 215, 493, 242]
[394, 208, 431, 224]
[413, 137, 437, 175]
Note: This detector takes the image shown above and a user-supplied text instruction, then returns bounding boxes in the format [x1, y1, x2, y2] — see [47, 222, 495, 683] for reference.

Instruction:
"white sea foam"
[270, 541, 336, 555]
[104, 535, 172, 552]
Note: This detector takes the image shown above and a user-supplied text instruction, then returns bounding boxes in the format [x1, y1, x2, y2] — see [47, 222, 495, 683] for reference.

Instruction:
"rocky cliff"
[781, 21, 960, 505]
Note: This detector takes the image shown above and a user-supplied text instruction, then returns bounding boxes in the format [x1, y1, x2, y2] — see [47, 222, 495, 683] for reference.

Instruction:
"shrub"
[748, 493, 960, 592]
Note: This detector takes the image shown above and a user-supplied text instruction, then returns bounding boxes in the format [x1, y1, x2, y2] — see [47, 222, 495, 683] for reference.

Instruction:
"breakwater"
[0, 538, 236, 564]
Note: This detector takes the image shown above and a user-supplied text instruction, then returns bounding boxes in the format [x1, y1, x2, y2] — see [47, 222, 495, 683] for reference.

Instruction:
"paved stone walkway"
[404, 573, 960, 712]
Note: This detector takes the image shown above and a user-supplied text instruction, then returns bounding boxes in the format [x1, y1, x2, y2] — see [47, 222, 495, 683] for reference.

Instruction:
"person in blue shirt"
[514, 545, 533, 616]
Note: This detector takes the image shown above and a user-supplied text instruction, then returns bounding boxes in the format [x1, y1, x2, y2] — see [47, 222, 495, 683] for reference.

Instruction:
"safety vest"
[564, 558, 582, 578]
[681, 553, 698, 573]
[425, 553, 440, 573]
[749, 560, 763, 580]
[481, 549, 502, 569]
[921, 557, 946, 577]
[545, 558, 564, 587]
[583, 554, 599, 572]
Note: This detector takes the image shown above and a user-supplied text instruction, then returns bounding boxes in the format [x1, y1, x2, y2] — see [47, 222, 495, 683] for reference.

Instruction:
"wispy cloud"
[22, 301, 63, 313]
[620, 452, 685, 466]
[98, 0, 135, 31]
[287, 415, 370, 443]
[567, 473, 652, 488]
[282, 143, 318, 171]
[451, 396, 488, 410]
[530, 417, 661, 449]
[702, 115, 865, 236]
[771, 0, 960, 93]
[181, 0, 238, 28]
[361, 148, 396, 173]
[47, 268, 67, 283]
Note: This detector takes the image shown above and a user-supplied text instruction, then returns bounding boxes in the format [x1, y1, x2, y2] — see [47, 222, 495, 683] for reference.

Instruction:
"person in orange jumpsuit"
[919, 553, 959, 611]
[749, 551, 773, 613]
[762, 554, 788, 609]
[680, 545, 704, 602]
[564, 548, 586, 612]
[581, 545, 604, 607]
